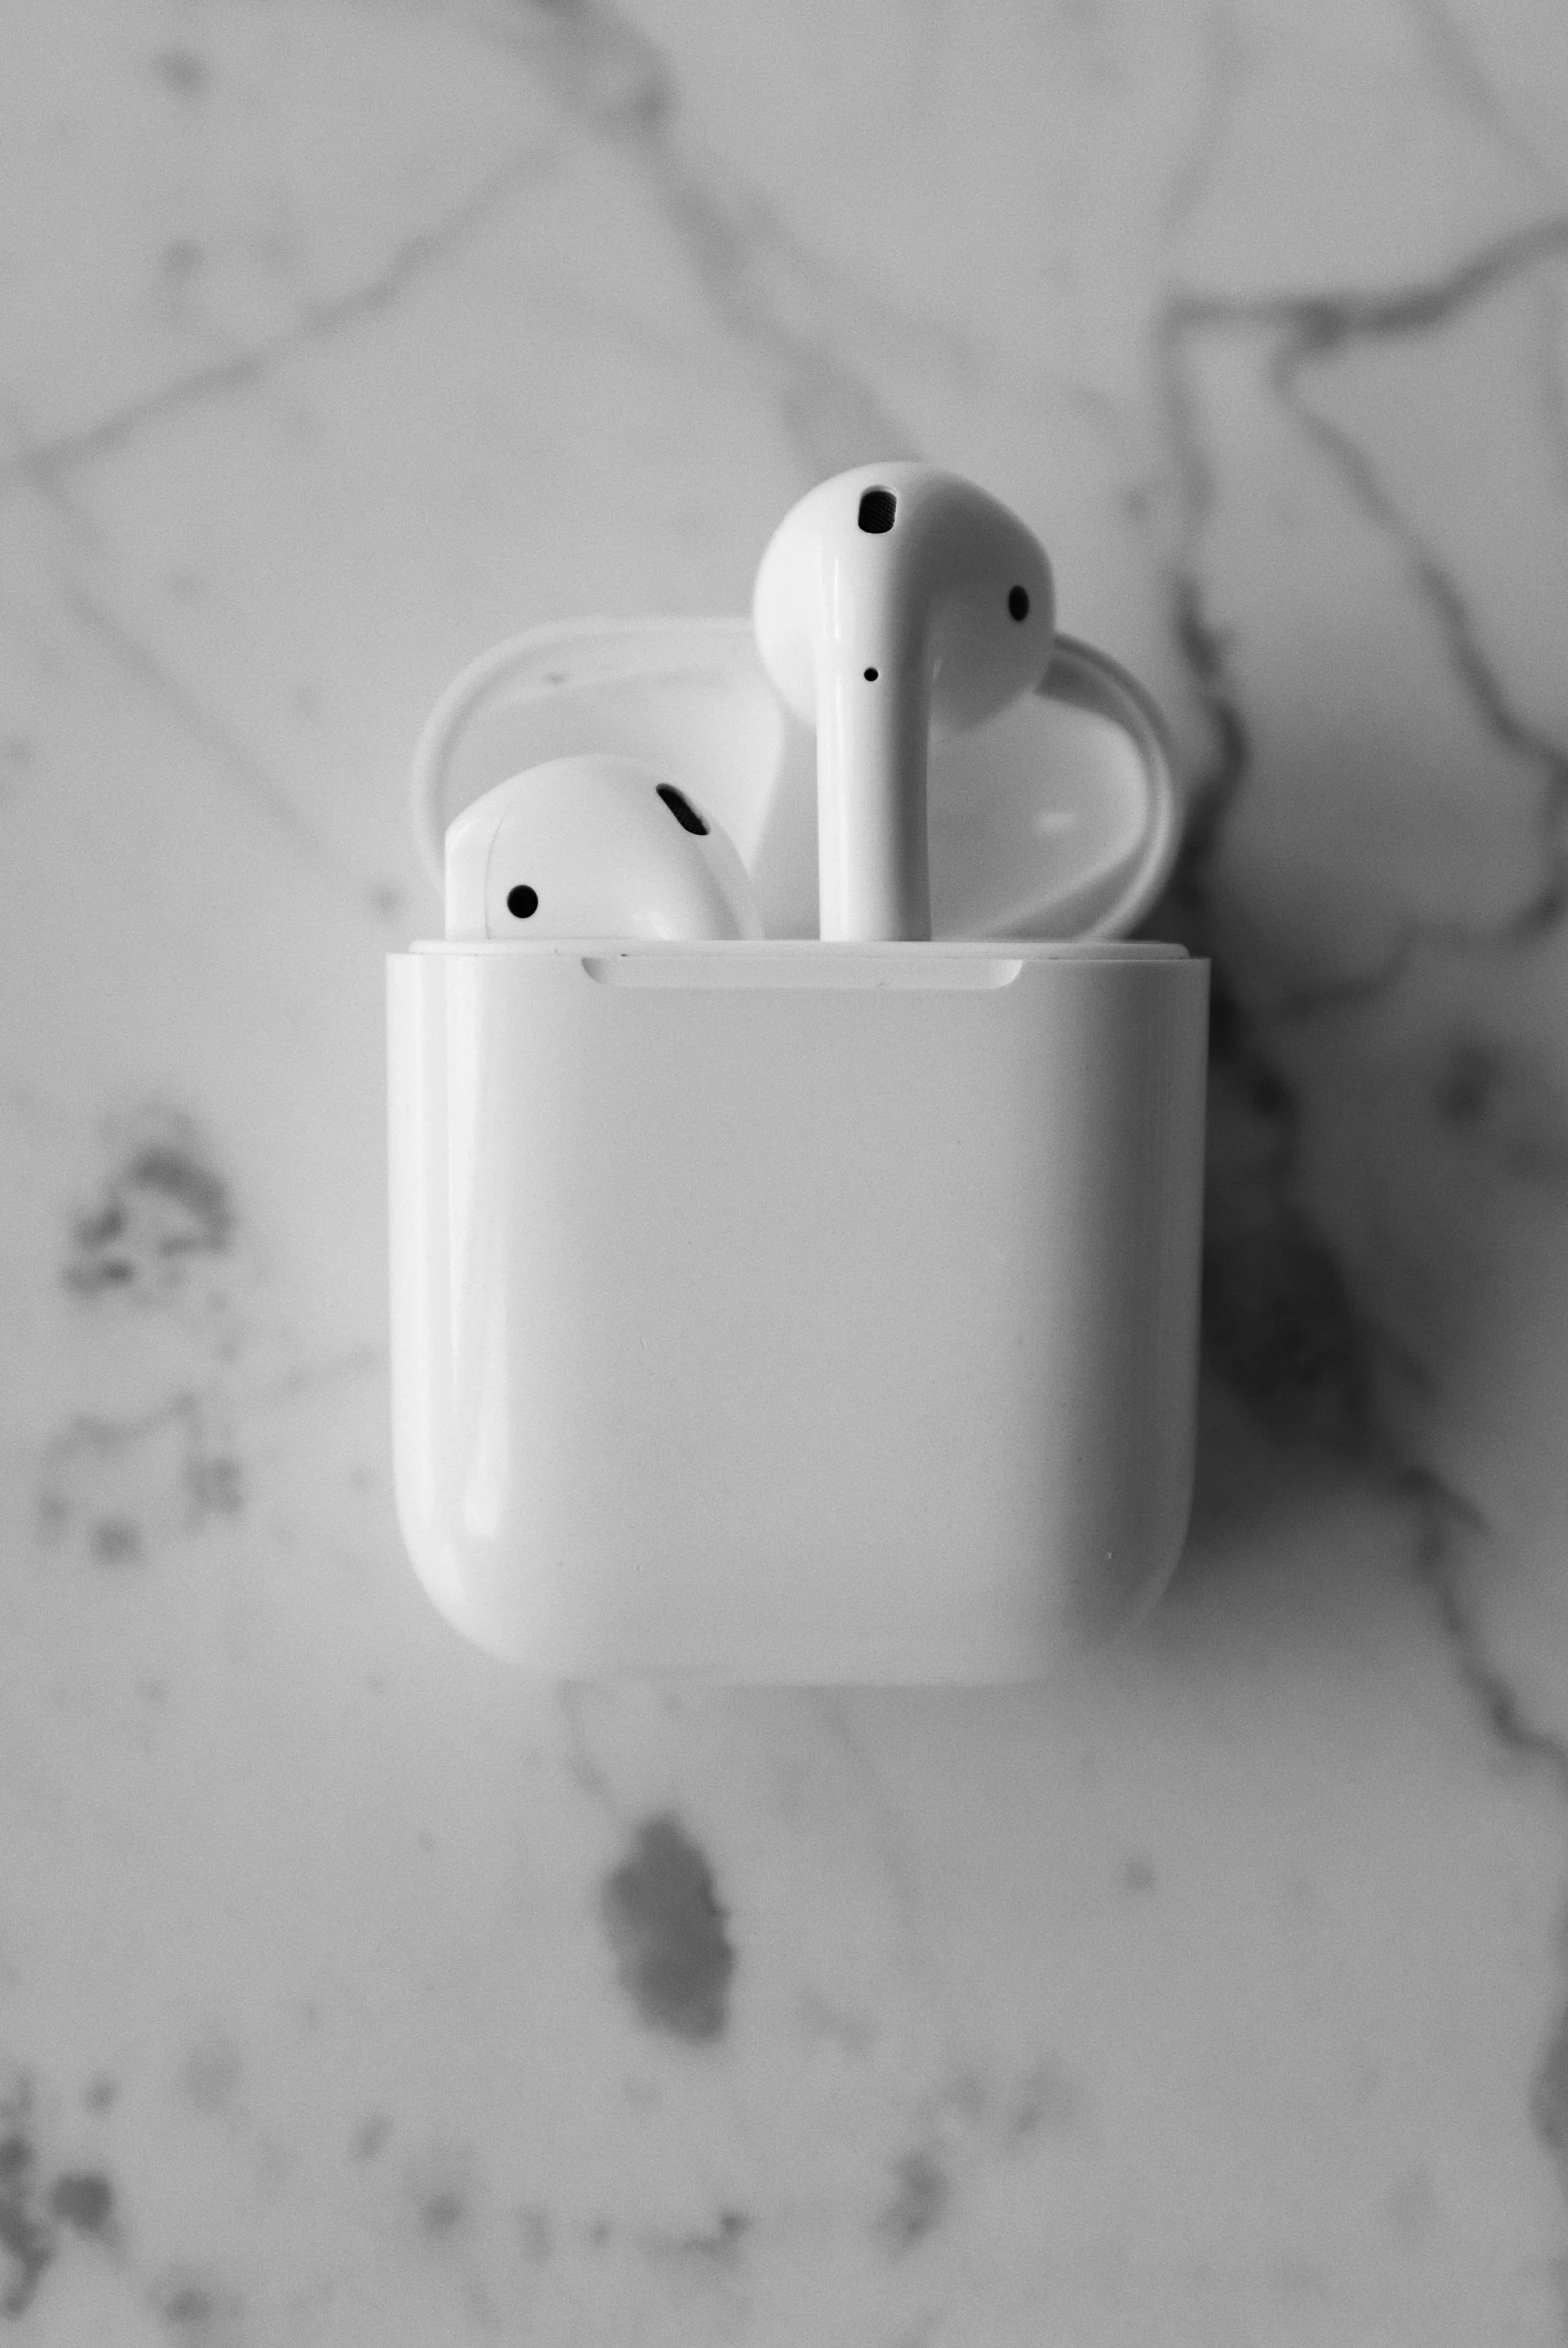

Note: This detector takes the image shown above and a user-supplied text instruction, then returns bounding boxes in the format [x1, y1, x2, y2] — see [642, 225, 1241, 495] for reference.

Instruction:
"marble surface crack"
[4, 3, 1567, 2324]
[1153, 283, 1389, 1457]
[1407, 0, 1561, 192]
[1159, 218, 1568, 2288]
[1169, 210, 1568, 353]
[474, 0, 921, 474]
[1162, 213, 1568, 1003]
[1279, 385, 1568, 986]
[1539, 277, 1568, 502]
[1157, 221, 1568, 1437]
[1400, 1460, 1568, 2219]
[61, 581, 392, 918]
[0, 144, 546, 490]
[1161, 0, 1245, 240]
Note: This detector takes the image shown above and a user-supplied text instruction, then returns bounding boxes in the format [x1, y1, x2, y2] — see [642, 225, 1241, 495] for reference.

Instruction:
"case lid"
[411, 617, 1181, 941]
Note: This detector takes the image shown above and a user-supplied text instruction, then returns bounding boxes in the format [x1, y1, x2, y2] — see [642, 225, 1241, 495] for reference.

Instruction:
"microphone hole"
[857, 487, 896, 533]
[864, 667, 878, 681]
[506, 884, 539, 919]
[1008, 585, 1030, 621]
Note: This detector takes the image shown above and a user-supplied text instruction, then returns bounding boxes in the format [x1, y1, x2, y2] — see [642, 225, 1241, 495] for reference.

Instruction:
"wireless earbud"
[752, 461, 1054, 941]
[444, 753, 763, 941]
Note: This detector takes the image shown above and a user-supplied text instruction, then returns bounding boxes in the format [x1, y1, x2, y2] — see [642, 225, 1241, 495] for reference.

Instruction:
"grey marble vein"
[0, 144, 548, 490]
[471, 0, 923, 473]
[1156, 211, 1568, 2281]
[61, 583, 392, 915]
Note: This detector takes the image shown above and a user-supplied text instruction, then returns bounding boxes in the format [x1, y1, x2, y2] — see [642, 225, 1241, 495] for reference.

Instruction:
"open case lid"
[411, 618, 1182, 941]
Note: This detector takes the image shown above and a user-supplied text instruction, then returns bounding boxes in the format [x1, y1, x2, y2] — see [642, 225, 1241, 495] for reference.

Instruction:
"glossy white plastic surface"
[388, 940, 1207, 1682]
[444, 753, 762, 940]
[751, 463, 1055, 940]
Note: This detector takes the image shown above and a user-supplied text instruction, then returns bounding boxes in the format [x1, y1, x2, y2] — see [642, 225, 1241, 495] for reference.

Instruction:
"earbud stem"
[753, 462, 1054, 942]
[817, 646, 932, 942]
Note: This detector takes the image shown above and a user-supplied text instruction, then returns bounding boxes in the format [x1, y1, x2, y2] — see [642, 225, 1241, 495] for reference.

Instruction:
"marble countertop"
[4, 0, 1568, 2338]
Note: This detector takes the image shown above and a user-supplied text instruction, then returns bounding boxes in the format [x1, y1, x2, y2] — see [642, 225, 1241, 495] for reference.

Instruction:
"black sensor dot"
[857, 487, 896, 533]
[1008, 585, 1030, 621]
[506, 884, 539, 919]
[864, 667, 878, 681]
[655, 781, 709, 835]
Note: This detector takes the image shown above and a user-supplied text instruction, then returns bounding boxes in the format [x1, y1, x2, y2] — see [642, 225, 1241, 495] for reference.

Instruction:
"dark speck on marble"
[66, 1114, 234, 1303]
[0, 2106, 117, 2312]
[153, 2273, 224, 2334]
[1433, 1037, 1500, 1128]
[151, 48, 209, 96]
[1008, 2056, 1083, 2142]
[39, 1394, 246, 1564]
[600, 1813, 736, 2043]
[48, 2170, 114, 2239]
[0, 2130, 56, 2316]
[872, 2150, 950, 2254]
[1121, 1855, 1157, 1892]
[1432, 1035, 1568, 1187]
[406, 2146, 473, 2243]
[92, 1517, 142, 1566]
[82, 2076, 118, 2113]
[664, 2208, 750, 2264]
[420, 2185, 467, 2238]
[351, 2113, 392, 2160]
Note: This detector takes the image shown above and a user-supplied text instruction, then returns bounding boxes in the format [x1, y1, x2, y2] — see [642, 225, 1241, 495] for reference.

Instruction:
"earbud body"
[444, 753, 763, 941]
[752, 462, 1054, 940]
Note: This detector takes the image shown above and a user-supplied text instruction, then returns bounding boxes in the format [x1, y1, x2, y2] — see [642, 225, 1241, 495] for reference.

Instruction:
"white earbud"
[752, 461, 1054, 941]
[444, 753, 763, 941]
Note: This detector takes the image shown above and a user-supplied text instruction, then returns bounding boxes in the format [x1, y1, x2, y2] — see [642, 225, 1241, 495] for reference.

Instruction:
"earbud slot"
[411, 619, 1180, 946]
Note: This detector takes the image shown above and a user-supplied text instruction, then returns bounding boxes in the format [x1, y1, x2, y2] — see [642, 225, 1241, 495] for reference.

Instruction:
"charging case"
[389, 620, 1207, 1682]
